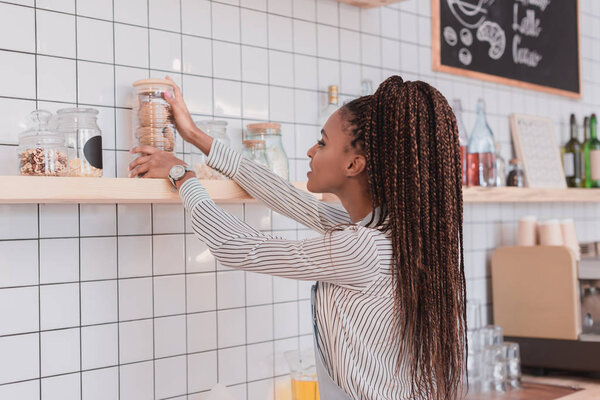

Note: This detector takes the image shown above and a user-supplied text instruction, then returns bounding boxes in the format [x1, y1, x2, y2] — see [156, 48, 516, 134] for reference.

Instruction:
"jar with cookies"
[17, 110, 69, 176]
[132, 78, 177, 153]
[53, 107, 103, 177]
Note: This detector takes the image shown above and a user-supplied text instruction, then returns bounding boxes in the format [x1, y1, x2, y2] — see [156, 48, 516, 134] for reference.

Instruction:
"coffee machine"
[491, 244, 600, 373]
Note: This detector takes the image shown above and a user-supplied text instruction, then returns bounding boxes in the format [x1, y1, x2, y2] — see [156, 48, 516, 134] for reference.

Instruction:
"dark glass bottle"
[584, 113, 600, 188]
[506, 159, 525, 187]
[563, 114, 582, 187]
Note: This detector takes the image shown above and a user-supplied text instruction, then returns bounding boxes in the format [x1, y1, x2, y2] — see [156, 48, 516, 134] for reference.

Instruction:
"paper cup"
[517, 216, 537, 246]
[538, 220, 563, 246]
[560, 219, 580, 260]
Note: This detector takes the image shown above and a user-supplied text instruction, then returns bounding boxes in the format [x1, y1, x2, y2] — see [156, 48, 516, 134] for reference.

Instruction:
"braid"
[341, 76, 467, 400]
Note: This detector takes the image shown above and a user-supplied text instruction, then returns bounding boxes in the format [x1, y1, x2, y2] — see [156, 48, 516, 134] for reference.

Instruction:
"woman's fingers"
[128, 163, 150, 178]
[165, 76, 182, 98]
[128, 155, 150, 171]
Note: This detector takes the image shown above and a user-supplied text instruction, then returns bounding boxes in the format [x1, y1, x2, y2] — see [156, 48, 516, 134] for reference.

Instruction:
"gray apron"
[311, 283, 354, 400]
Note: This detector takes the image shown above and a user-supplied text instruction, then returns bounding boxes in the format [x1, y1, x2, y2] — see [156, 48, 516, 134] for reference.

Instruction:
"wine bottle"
[563, 114, 582, 188]
[584, 113, 600, 188]
[467, 99, 496, 187]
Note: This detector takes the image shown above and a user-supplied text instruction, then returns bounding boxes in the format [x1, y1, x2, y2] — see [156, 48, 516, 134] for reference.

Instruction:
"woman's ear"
[346, 154, 367, 177]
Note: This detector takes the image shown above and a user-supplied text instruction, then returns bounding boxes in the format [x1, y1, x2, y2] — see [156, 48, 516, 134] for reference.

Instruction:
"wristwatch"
[168, 164, 194, 188]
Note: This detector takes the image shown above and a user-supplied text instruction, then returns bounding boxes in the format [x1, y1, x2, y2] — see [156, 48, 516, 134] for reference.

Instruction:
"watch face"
[170, 164, 185, 180]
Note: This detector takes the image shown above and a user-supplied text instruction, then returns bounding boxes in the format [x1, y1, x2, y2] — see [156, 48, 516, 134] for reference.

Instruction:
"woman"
[129, 75, 467, 400]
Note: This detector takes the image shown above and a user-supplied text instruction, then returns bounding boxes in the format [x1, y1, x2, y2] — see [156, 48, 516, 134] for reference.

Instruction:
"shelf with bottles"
[562, 113, 600, 189]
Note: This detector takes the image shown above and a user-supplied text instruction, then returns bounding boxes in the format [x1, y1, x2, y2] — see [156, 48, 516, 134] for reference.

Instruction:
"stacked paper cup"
[516, 216, 580, 260]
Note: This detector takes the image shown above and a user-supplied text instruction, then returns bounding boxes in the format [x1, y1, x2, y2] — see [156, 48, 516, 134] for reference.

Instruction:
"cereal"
[19, 147, 68, 176]
[138, 101, 171, 127]
[68, 158, 102, 177]
[136, 126, 175, 152]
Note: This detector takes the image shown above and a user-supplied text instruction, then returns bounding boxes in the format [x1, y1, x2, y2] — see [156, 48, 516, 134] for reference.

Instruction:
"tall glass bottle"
[580, 116, 589, 185]
[452, 99, 469, 186]
[564, 114, 583, 187]
[319, 85, 339, 128]
[467, 99, 496, 187]
[584, 113, 600, 188]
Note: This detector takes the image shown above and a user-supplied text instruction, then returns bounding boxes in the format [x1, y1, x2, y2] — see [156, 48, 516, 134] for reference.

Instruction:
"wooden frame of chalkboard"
[432, 0, 581, 99]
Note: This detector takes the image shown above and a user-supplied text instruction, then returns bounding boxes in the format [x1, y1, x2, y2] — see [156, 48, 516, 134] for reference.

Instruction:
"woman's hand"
[128, 145, 186, 179]
[163, 76, 200, 143]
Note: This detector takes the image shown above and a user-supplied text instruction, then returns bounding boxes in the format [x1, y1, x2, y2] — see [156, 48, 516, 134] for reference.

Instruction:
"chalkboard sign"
[432, 0, 580, 98]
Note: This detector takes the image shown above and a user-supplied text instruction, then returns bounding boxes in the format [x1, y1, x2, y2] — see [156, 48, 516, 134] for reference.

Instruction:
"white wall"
[1, 0, 600, 399]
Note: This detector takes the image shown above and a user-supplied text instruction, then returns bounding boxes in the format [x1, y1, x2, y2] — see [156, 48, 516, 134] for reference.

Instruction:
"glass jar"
[17, 110, 69, 176]
[245, 122, 289, 180]
[132, 78, 176, 152]
[53, 108, 103, 177]
[242, 140, 269, 169]
[506, 159, 525, 187]
[192, 120, 230, 180]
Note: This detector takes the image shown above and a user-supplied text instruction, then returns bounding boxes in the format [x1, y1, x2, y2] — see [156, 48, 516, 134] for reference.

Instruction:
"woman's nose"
[307, 144, 316, 159]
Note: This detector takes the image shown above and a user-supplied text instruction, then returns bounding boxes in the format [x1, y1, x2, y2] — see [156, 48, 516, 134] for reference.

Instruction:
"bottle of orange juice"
[284, 348, 320, 400]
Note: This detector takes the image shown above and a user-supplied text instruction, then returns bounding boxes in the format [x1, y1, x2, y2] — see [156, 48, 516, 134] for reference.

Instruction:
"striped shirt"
[179, 140, 411, 399]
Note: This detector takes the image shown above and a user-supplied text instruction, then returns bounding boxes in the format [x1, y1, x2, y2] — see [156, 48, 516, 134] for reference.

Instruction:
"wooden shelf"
[335, 0, 404, 8]
[0, 176, 318, 204]
[1, 176, 600, 204]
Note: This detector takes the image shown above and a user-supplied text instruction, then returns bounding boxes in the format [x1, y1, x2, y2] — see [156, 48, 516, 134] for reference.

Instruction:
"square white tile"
[81, 367, 119, 400]
[247, 342, 274, 381]
[154, 275, 186, 316]
[213, 79, 242, 118]
[268, 15, 293, 52]
[0, 51, 35, 99]
[317, 25, 339, 59]
[80, 237, 117, 281]
[0, 3, 34, 52]
[339, 29, 360, 63]
[0, 204, 38, 240]
[241, 46, 269, 84]
[247, 378, 274, 400]
[41, 373, 80, 400]
[36, 10, 76, 58]
[241, 8, 268, 47]
[119, 319, 154, 364]
[153, 204, 185, 234]
[293, 20, 317, 56]
[80, 204, 116, 236]
[246, 304, 273, 343]
[211, 3, 240, 42]
[340, 61, 361, 95]
[39, 238, 79, 284]
[187, 311, 217, 352]
[0, 97, 35, 144]
[182, 35, 212, 76]
[41, 328, 80, 377]
[40, 283, 80, 330]
[0, 333, 39, 385]
[216, 270, 246, 309]
[218, 346, 246, 385]
[118, 277, 153, 320]
[119, 361, 154, 400]
[114, 23, 149, 69]
[149, 29, 182, 72]
[316, 0, 338, 25]
[273, 276, 298, 302]
[78, 61, 115, 107]
[245, 271, 273, 306]
[115, 65, 148, 108]
[118, 235, 153, 278]
[185, 234, 215, 273]
[381, 38, 400, 71]
[181, 0, 211, 37]
[77, 17, 114, 63]
[217, 308, 246, 347]
[269, 50, 294, 87]
[293, 0, 316, 20]
[149, 0, 180, 31]
[242, 83, 269, 120]
[318, 58, 340, 92]
[81, 280, 118, 325]
[294, 55, 318, 90]
[155, 355, 187, 399]
[154, 315, 186, 358]
[269, 0, 292, 15]
[114, 0, 147, 26]
[0, 287, 38, 336]
[360, 33, 381, 67]
[186, 273, 216, 313]
[117, 204, 151, 235]
[213, 41, 241, 81]
[269, 86, 294, 123]
[182, 74, 213, 115]
[0, 240, 38, 288]
[187, 351, 217, 393]
[81, 323, 119, 370]
[294, 89, 318, 125]
[153, 234, 185, 275]
[274, 301, 298, 339]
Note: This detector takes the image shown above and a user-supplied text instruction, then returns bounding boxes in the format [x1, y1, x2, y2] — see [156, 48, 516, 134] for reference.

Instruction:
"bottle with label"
[451, 99, 469, 186]
[584, 113, 600, 188]
[319, 85, 339, 128]
[563, 114, 582, 188]
[467, 99, 496, 187]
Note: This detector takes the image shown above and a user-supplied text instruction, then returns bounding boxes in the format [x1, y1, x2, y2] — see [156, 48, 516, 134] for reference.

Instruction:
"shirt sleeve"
[205, 140, 351, 234]
[180, 178, 382, 289]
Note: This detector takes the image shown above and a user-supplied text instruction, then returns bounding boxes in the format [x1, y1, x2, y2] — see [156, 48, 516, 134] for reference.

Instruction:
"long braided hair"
[340, 76, 466, 399]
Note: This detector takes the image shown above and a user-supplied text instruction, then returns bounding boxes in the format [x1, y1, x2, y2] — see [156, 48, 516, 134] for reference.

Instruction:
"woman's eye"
[317, 140, 325, 147]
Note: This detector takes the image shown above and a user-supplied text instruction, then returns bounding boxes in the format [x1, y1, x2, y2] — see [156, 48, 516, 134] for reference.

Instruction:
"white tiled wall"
[1, 0, 600, 399]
